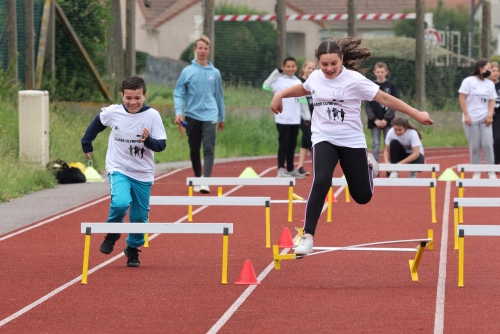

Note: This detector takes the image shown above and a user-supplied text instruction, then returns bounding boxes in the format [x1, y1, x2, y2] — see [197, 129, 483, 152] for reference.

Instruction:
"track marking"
[206, 186, 345, 334]
[434, 180, 452, 333]
[0, 165, 282, 328]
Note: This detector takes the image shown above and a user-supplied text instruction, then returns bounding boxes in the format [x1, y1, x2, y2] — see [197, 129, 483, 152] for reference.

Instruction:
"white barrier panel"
[457, 225, 500, 236]
[331, 178, 436, 187]
[455, 179, 500, 187]
[81, 223, 233, 234]
[186, 177, 295, 186]
[378, 164, 440, 172]
[150, 196, 270, 206]
[454, 197, 500, 207]
[457, 164, 500, 173]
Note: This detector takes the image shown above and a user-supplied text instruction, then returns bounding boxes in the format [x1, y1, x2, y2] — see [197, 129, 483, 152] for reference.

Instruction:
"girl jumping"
[270, 38, 433, 255]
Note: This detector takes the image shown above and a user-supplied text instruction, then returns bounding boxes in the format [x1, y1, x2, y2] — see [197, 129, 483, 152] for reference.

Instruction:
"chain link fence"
[0, 0, 490, 111]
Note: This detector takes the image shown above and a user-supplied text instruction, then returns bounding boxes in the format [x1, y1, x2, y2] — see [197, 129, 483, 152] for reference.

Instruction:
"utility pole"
[24, 0, 35, 89]
[125, 0, 136, 77]
[415, 0, 426, 111]
[275, 0, 286, 67]
[6, 0, 18, 82]
[481, 1, 491, 59]
[203, 0, 215, 64]
[109, 0, 124, 98]
[347, 0, 357, 37]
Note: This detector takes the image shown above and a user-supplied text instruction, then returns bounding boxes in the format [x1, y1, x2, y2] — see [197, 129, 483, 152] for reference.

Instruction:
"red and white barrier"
[214, 13, 417, 21]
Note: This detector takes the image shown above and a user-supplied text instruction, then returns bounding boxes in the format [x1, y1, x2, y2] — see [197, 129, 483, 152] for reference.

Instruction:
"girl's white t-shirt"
[303, 68, 379, 148]
[458, 76, 497, 122]
[100, 104, 167, 182]
[272, 75, 302, 124]
[385, 127, 424, 155]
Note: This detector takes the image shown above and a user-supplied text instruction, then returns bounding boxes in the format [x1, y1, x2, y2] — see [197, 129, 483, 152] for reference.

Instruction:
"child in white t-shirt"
[270, 38, 433, 255]
[81, 76, 167, 267]
[264, 57, 305, 179]
[458, 59, 497, 179]
[383, 117, 425, 178]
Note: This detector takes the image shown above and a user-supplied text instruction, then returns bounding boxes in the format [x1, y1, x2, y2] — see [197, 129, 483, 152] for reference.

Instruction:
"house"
[120, 0, 496, 62]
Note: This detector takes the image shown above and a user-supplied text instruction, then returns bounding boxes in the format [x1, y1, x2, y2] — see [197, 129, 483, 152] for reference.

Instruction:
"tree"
[180, 3, 276, 86]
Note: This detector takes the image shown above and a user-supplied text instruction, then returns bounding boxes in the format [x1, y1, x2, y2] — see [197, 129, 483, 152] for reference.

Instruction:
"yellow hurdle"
[265, 201, 271, 248]
[409, 241, 427, 281]
[458, 182, 464, 223]
[458, 229, 465, 287]
[345, 186, 351, 203]
[218, 187, 223, 197]
[327, 187, 333, 223]
[430, 182, 437, 223]
[188, 184, 193, 222]
[287, 184, 294, 222]
[454, 202, 459, 250]
[81, 227, 91, 285]
[427, 229, 434, 251]
[221, 228, 229, 284]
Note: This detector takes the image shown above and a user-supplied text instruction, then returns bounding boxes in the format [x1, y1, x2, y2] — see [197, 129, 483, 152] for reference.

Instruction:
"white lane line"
[206, 186, 345, 334]
[0, 165, 278, 328]
[434, 180, 451, 334]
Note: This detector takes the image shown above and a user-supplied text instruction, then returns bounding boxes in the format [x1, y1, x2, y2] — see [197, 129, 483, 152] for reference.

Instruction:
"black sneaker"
[298, 167, 310, 176]
[100, 233, 121, 254]
[124, 246, 141, 267]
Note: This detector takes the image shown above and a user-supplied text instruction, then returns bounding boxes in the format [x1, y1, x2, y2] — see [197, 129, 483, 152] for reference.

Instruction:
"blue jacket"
[174, 60, 225, 122]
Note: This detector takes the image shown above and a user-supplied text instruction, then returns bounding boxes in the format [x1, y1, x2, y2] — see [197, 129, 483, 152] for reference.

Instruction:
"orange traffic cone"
[235, 260, 260, 285]
[324, 192, 337, 203]
[278, 228, 294, 248]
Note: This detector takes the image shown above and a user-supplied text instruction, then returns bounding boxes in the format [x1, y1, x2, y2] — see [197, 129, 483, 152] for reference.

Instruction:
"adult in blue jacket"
[174, 35, 225, 194]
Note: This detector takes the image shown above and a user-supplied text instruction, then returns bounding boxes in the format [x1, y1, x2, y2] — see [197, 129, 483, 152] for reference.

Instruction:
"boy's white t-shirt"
[272, 75, 302, 124]
[99, 104, 167, 182]
[385, 127, 424, 155]
[458, 76, 497, 122]
[303, 68, 379, 148]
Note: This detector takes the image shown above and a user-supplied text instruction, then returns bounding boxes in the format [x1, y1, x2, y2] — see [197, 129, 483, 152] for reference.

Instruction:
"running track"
[1, 147, 500, 333]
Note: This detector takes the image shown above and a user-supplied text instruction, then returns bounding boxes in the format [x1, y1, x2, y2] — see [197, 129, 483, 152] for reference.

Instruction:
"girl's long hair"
[391, 117, 422, 139]
[299, 60, 316, 78]
[471, 58, 490, 80]
[314, 38, 371, 73]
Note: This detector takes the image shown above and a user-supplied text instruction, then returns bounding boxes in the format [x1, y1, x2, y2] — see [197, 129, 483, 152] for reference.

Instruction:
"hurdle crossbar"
[80, 223, 233, 285]
[457, 225, 500, 287]
[150, 196, 272, 248]
[458, 164, 500, 178]
[273, 237, 432, 281]
[186, 177, 298, 222]
[331, 178, 437, 223]
[378, 164, 440, 178]
[455, 179, 500, 223]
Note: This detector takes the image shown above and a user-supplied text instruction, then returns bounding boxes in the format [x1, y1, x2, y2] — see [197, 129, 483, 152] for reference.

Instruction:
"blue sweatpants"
[107, 171, 152, 248]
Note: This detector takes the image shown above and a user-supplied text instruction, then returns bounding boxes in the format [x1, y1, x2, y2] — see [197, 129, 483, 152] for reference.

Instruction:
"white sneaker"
[287, 169, 306, 179]
[367, 153, 379, 177]
[277, 167, 288, 177]
[472, 172, 481, 179]
[193, 185, 201, 193]
[409, 171, 417, 178]
[200, 185, 210, 194]
[294, 233, 313, 255]
[390, 171, 399, 178]
[488, 172, 497, 179]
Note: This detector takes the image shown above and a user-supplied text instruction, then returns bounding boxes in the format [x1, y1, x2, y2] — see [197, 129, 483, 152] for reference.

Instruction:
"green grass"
[147, 84, 273, 108]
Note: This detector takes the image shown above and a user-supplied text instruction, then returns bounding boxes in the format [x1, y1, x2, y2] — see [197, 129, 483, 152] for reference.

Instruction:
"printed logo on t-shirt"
[333, 87, 344, 99]
[128, 144, 146, 158]
[112, 124, 122, 132]
[326, 106, 346, 122]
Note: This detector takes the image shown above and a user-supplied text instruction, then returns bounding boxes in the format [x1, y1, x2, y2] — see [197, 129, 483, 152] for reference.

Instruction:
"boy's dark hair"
[315, 38, 371, 73]
[121, 76, 147, 94]
[283, 56, 297, 66]
[471, 58, 490, 80]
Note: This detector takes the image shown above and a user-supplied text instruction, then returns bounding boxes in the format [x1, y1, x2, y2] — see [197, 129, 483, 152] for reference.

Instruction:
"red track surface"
[2, 147, 500, 333]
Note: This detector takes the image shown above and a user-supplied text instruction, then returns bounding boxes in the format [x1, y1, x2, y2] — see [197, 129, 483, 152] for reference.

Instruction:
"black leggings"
[389, 140, 425, 164]
[303, 142, 374, 236]
[276, 123, 300, 171]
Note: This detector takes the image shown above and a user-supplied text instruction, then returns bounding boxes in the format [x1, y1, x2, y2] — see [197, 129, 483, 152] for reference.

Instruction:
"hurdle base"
[273, 245, 297, 269]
